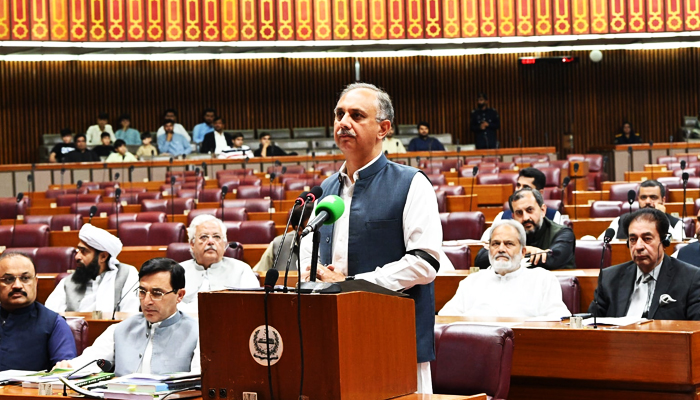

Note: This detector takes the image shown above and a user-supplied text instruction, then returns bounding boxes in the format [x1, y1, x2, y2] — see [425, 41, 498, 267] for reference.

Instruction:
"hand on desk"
[525, 246, 548, 265]
[53, 360, 73, 370]
[301, 264, 347, 283]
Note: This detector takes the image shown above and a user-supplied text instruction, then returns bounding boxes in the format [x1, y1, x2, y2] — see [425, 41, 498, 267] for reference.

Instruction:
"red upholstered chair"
[497, 162, 516, 170]
[540, 167, 561, 187]
[181, 181, 204, 190]
[8, 247, 39, 260]
[426, 174, 446, 185]
[104, 187, 147, 196]
[557, 275, 580, 314]
[99, 181, 121, 189]
[187, 207, 248, 225]
[284, 179, 314, 192]
[218, 177, 241, 191]
[682, 217, 695, 239]
[434, 185, 465, 196]
[240, 176, 262, 186]
[513, 155, 549, 164]
[108, 212, 167, 229]
[0, 198, 28, 219]
[575, 240, 612, 269]
[166, 170, 197, 178]
[139, 191, 163, 201]
[541, 187, 560, 200]
[423, 167, 442, 175]
[442, 245, 471, 270]
[657, 177, 683, 190]
[199, 189, 223, 203]
[466, 157, 499, 165]
[609, 183, 640, 202]
[440, 212, 485, 241]
[267, 165, 307, 174]
[56, 194, 102, 207]
[79, 182, 101, 190]
[435, 191, 447, 213]
[260, 186, 286, 201]
[141, 198, 195, 214]
[223, 199, 272, 213]
[0, 224, 50, 248]
[589, 201, 623, 218]
[118, 222, 152, 246]
[657, 156, 677, 165]
[159, 184, 182, 196]
[35, 247, 78, 273]
[432, 324, 514, 400]
[460, 165, 498, 177]
[216, 169, 255, 180]
[165, 241, 245, 262]
[25, 214, 83, 231]
[65, 317, 89, 354]
[674, 168, 696, 177]
[549, 160, 570, 170]
[544, 199, 563, 215]
[149, 222, 187, 245]
[236, 185, 263, 199]
[667, 162, 683, 171]
[45, 188, 87, 199]
[70, 202, 123, 217]
[177, 189, 197, 200]
[530, 161, 550, 169]
[314, 162, 344, 175]
[477, 172, 519, 190]
[224, 221, 276, 244]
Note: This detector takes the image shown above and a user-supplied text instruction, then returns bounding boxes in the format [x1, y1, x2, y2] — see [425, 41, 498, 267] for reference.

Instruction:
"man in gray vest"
[300, 83, 442, 394]
[54, 258, 200, 376]
[45, 224, 139, 314]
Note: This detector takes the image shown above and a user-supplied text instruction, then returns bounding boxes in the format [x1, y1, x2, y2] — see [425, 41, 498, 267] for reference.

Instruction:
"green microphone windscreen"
[315, 195, 345, 225]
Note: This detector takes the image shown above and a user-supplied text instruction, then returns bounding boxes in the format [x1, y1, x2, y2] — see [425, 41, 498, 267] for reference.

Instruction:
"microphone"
[75, 180, 83, 209]
[681, 160, 687, 170]
[682, 172, 689, 238]
[561, 176, 571, 205]
[627, 189, 636, 214]
[600, 227, 614, 267]
[10, 193, 23, 248]
[273, 191, 309, 276]
[220, 185, 228, 222]
[112, 281, 139, 320]
[264, 269, 279, 293]
[88, 205, 98, 224]
[60, 167, 66, 194]
[469, 166, 478, 212]
[268, 173, 277, 220]
[114, 188, 122, 238]
[201, 161, 208, 178]
[573, 163, 580, 219]
[62, 358, 114, 396]
[305, 186, 323, 204]
[114, 172, 120, 182]
[627, 146, 633, 182]
[301, 195, 345, 238]
[194, 167, 201, 203]
[293, 191, 309, 206]
[169, 176, 176, 221]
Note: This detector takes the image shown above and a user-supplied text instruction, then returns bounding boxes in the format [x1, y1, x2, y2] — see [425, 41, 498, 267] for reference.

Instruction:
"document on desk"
[582, 317, 648, 326]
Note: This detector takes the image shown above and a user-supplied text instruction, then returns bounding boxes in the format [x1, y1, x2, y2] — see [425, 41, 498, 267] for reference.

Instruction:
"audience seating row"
[7, 246, 76, 272]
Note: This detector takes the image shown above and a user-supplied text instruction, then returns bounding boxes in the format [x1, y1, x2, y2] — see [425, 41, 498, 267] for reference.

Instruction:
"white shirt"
[480, 210, 563, 242]
[86, 125, 115, 146]
[300, 153, 441, 291]
[598, 215, 684, 241]
[68, 312, 200, 375]
[105, 152, 138, 163]
[438, 266, 571, 318]
[213, 131, 230, 154]
[178, 257, 260, 313]
[382, 137, 407, 154]
[157, 123, 192, 142]
[45, 265, 140, 314]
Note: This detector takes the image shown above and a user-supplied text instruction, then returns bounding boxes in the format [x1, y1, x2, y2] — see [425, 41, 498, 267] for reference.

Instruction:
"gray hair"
[490, 219, 527, 249]
[338, 82, 394, 124]
[187, 214, 228, 244]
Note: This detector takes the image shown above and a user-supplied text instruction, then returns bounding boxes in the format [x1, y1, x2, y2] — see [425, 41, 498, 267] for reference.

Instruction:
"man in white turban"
[45, 224, 139, 314]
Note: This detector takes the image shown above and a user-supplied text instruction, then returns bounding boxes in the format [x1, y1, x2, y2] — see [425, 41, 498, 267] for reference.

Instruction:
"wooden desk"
[569, 218, 613, 238]
[437, 317, 700, 399]
[0, 386, 485, 400]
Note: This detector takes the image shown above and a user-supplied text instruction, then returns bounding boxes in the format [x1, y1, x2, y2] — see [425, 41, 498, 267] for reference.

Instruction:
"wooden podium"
[199, 290, 418, 400]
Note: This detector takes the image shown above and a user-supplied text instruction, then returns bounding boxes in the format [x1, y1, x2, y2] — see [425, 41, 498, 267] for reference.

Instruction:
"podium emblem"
[249, 325, 284, 366]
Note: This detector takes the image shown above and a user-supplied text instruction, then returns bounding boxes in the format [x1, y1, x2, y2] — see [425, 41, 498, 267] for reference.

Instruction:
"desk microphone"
[60, 167, 66, 194]
[627, 146, 633, 181]
[682, 172, 689, 238]
[573, 163, 579, 220]
[10, 193, 23, 248]
[681, 160, 687, 171]
[88, 205, 98, 224]
[561, 176, 571, 205]
[194, 167, 201, 202]
[128, 165, 134, 191]
[220, 186, 229, 222]
[627, 189, 635, 214]
[75, 180, 83, 209]
[469, 166, 478, 211]
[114, 188, 122, 238]
[169, 176, 176, 221]
[62, 358, 114, 396]
[600, 228, 614, 270]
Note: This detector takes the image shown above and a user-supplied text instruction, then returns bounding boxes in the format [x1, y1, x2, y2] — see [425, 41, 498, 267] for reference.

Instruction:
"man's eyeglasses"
[197, 234, 223, 244]
[0, 275, 35, 286]
[138, 288, 176, 301]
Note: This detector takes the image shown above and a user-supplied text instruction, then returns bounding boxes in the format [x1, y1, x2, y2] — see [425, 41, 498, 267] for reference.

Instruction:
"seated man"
[381, 127, 406, 154]
[407, 122, 446, 152]
[599, 179, 684, 241]
[45, 224, 139, 314]
[440, 220, 570, 318]
[158, 119, 192, 158]
[156, 109, 191, 142]
[136, 131, 158, 158]
[86, 112, 115, 146]
[105, 139, 138, 163]
[480, 167, 562, 241]
[199, 116, 233, 155]
[221, 132, 254, 159]
[0, 252, 76, 372]
[590, 208, 700, 319]
[92, 132, 115, 158]
[55, 258, 200, 376]
[192, 108, 216, 145]
[254, 203, 312, 272]
[253, 132, 289, 157]
[475, 187, 576, 270]
[179, 215, 260, 312]
[49, 128, 76, 163]
[63, 133, 100, 163]
[114, 114, 141, 146]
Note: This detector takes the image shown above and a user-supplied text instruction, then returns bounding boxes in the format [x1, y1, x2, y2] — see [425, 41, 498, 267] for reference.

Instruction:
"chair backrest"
[0, 198, 28, 219]
[139, 191, 163, 201]
[165, 241, 244, 262]
[70, 202, 123, 217]
[426, 174, 446, 185]
[199, 188, 223, 203]
[236, 185, 263, 199]
[682, 217, 695, 239]
[584, 154, 603, 172]
[548, 160, 570, 170]
[49, 214, 84, 231]
[434, 185, 465, 196]
[141, 198, 195, 214]
[609, 183, 640, 202]
[466, 157, 499, 164]
[674, 167, 697, 177]
[513, 155, 549, 164]
[590, 201, 623, 218]
[65, 317, 89, 354]
[540, 167, 561, 187]
[657, 156, 677, 165]
[223, 199, 272, 213]
[119, 222, 186, 246]
[432, 324, 514, 399]
[0, 224, 50, 248]
[224, 221, 276, 244]
[108, 212, 167, 229]
[656, 177, 683, 190]
[442, 245, 471, 270]
[7, 247, 39, 260]
[267, 165, 307, 175]
[461, 165, 498, 177]
[440, 212, 485, 241]
[477, 172, 519, 190]
[557, 275, 580, 314]
[104, 187, 147, 196]
[35, 247, 78, 273]
[574, 240, 612, 269]
[543, 199, 563, 215]
[187, 207, 248, 225]
[260, 185, 286, 201]
[435, 191, 447, 213]
[216, 169, 255, 180]
[45, 188, 87, 199]
[56, 194, 102, 207]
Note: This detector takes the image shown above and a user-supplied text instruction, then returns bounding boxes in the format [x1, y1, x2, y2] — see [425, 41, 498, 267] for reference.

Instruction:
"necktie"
[627, 274, 654, 318]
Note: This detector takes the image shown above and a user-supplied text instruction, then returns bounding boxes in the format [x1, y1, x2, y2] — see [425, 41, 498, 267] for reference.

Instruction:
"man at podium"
[301, 83, 442, 394]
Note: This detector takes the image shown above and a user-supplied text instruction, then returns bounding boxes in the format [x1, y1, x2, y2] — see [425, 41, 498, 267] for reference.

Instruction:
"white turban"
[78, 224, 123, 270]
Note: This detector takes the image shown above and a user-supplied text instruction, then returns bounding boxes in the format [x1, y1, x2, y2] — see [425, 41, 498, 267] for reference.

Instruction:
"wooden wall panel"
[0, 50, 699, 165]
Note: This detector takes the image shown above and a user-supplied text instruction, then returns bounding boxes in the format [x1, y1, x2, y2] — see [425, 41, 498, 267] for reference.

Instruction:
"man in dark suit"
[589, 208, 700, 320]
[199, 116, 234, 154]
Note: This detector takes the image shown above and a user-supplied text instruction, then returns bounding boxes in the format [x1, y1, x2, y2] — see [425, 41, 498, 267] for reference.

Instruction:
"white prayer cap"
[78, 224, 123, 269]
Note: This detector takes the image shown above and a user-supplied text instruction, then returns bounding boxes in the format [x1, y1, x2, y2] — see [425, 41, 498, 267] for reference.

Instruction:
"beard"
[71, 257, 101, 287]
[489, 251, 523, 275]
[523, 217, 543, 236]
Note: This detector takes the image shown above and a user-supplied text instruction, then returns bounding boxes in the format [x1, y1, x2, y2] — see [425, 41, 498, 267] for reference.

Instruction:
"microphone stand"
[573, 163, 579, 220]
[115, 190, 121, 238]
[283, 204, 313, 291]
[10, 194, 23, 248]
[627, 146, 633, 182]
[682, 175, 688, 239]
[668, 135, 673, 157]
[169, 177, 176, 222]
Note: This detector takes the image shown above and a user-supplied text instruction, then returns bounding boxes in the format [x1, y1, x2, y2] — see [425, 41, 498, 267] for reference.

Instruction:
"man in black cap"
[470, 93, 500, 149]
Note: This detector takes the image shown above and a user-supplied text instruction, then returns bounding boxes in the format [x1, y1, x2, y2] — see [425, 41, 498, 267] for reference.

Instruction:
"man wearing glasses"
[54, 258, 200, 376]
[178, 215, 260, 313]
[0, 252, 76, 371]
[46, 224, 139, 314]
